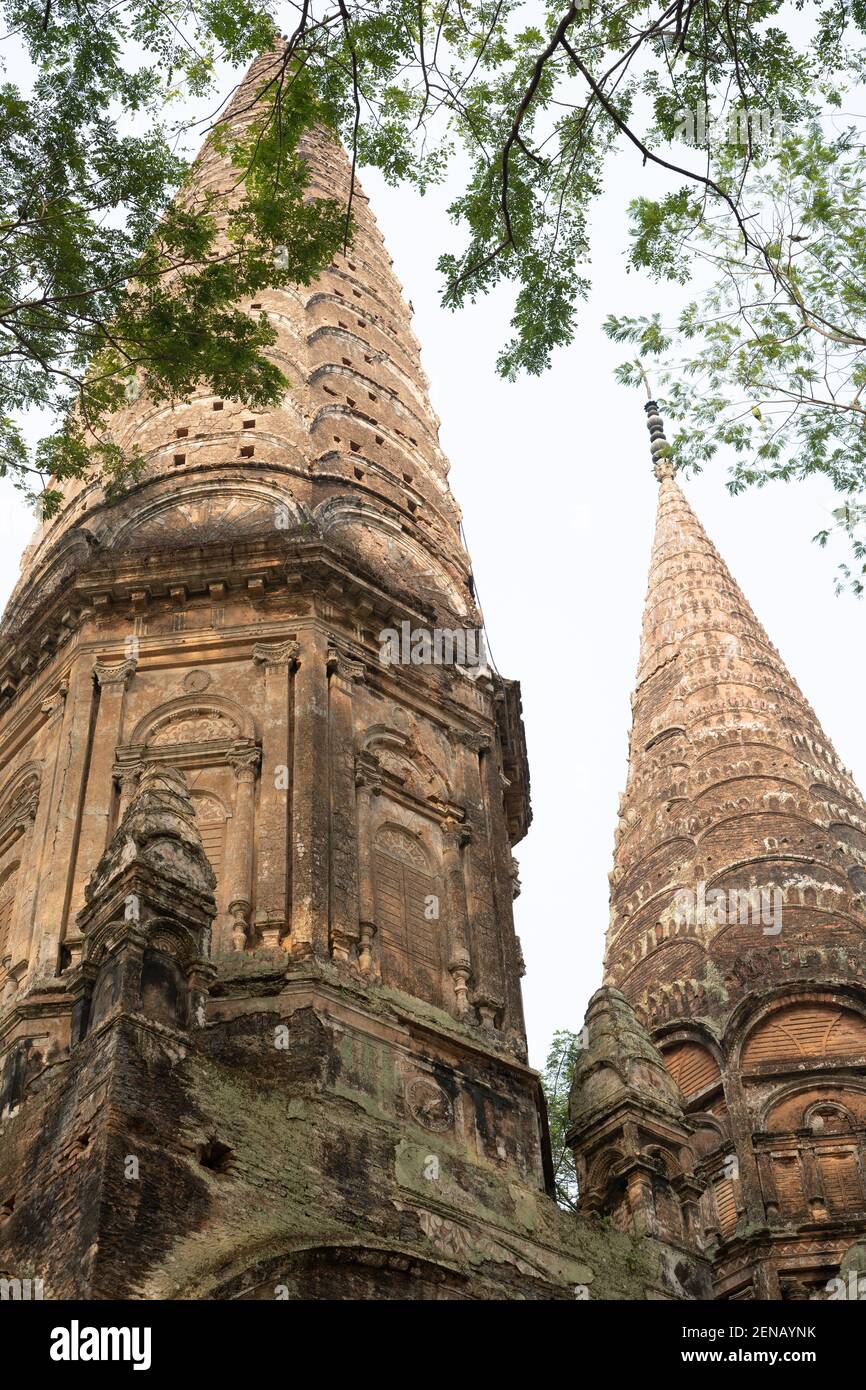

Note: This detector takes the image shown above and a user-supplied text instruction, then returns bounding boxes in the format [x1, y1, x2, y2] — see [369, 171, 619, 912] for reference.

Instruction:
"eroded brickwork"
[0, 51, 701, 1301]
[569, 432, 866, 1299]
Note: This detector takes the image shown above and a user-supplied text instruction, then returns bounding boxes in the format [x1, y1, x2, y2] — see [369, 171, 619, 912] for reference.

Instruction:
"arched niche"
[119, 703, 260, 953]
[361, 726, 452, 808]
[129, 694, 256, 751]
[805, 1099, 857, 1134]
[0, 764, 40, 853]
[0, 862, 20, 991]
[372, 822, 444, 1007]
[685, 1112, 729, 1160]
[764, 1083, 866, 1134]
[139, 948, 187, 1029]
[661, 1039, 723, 1104]
[759, 1082, 866, 1225]
[584, 1148, 632, 1231]
[315, 496, 469, 617]
[741, 999, 866, 1072]
[100, 481, 310, 552]
[190, 790, 230, 880]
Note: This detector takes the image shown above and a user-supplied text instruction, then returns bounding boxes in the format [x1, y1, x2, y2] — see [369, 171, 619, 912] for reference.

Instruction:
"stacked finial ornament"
[644, 399, 675, 481]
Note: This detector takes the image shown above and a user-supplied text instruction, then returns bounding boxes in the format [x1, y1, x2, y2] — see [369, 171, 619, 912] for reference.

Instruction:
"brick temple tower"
[569, 406, 866, 1299]
[0, 49, 709, 1301]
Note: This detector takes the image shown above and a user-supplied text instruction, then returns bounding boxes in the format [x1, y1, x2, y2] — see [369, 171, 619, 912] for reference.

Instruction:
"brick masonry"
[0, 50, 705, 1301]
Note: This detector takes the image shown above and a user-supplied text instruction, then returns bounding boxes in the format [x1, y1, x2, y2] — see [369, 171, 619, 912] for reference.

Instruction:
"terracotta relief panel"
[373, 824, 443, 1007]
[663, 1041, 722, 1101]
[742, 1003, 866, 1069]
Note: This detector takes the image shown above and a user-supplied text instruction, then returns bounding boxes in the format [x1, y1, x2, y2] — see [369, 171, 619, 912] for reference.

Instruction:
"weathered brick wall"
[600, 460, 866, 1298]
[1, 976, 694, 1300]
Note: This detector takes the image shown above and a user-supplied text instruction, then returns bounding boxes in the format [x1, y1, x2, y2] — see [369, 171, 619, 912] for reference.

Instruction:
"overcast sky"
[1, 47, 864, 1069]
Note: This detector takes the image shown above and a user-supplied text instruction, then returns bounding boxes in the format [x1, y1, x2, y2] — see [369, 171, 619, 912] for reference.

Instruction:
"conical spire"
[604, 417, 866, 1030]
[82, 763, 216, 908]
[4, 42, 473, 647]
[568, 985, 686, 1131]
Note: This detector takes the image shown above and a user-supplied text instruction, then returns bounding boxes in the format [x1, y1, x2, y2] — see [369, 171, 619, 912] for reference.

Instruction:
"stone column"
[327, 647, 364, 964]
[441, 817, 473, 1018]
[67, 659, 137, 938]
[3, 799, 39, 1002]
[114, 765, 141, 824]
[289, 627, 330, 960]
[30, 652, 100, 978]
[225, 749, 260, 951]
[725, 1078, 766, 1225]
[252, 640, 299, 948]
[480, 729, 527, 1035]
[800, 1142, 825, 1219]
[458, 733, 506, 1030]
[625, 1163, 656, 1237]
[354, 761, 381, 976]
[856, 1131, 866, 1203]
[6, 683, 68, 991]
[755, 1149, 779, 1224]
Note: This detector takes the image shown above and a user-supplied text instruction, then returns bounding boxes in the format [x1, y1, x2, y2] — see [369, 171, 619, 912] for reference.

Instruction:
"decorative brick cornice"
[251, 639, 300, 669]
[93, 658, 136, 689]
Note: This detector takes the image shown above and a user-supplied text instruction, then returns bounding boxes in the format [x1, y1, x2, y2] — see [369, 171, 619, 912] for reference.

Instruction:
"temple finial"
[645, 399, 675, 481]
[637, 362, 675, 481]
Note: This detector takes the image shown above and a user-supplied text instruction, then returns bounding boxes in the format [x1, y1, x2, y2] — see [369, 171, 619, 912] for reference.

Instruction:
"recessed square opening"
[199, 1138, 233, 1173]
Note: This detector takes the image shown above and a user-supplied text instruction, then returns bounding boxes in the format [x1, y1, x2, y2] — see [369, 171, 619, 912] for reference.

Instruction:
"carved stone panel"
[373, 826, 443, 1007]
[406, 1076, 454, 1132]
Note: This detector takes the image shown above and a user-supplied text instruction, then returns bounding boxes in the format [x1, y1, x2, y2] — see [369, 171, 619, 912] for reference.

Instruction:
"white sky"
[1, 41, 864, 1070]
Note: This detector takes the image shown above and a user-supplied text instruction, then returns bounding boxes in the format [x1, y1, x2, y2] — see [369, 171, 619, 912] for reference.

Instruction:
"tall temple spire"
[579, 398, 866, 1298]
[607, 441, 866, 1019]
[1, 44, 691, 1304]
[3, 41, 864, 1303]
[3, 45, 470, 648]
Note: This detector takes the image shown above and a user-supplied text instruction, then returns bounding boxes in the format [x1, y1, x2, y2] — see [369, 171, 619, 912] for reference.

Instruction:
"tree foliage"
[4, 0, 866, 581]
[540, 1027, 580, 1210]
[0, 1, 345, 511]
[607, 122, 866, 593]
